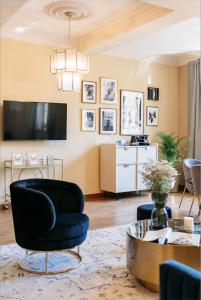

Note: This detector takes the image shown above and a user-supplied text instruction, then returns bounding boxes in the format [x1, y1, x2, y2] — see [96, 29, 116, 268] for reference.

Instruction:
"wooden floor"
[0, 191, 199, 245]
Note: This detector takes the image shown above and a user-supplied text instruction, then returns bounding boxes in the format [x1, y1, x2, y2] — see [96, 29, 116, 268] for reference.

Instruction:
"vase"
[151, 192, 169, 230]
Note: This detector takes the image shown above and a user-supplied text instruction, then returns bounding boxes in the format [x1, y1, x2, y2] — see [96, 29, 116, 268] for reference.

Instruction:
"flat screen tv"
[3, 100, 67, 140]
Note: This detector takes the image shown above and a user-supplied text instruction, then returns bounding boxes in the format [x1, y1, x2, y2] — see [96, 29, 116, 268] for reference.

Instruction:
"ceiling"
[0, 0, 200, 66]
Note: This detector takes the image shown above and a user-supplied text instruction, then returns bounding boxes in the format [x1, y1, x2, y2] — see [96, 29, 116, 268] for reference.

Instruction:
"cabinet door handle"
[123, 164, 129, 168]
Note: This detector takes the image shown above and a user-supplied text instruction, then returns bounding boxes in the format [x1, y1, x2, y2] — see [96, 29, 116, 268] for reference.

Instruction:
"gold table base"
[18, 247, 82, 275]
[127, 234, 201, 292]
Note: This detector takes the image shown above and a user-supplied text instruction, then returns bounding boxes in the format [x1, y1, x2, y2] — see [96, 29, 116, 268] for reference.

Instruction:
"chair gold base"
[17, 247, 82, 275]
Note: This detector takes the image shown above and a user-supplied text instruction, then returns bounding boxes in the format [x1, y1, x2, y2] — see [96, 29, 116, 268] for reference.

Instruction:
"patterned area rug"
[0, 225, 158, 300]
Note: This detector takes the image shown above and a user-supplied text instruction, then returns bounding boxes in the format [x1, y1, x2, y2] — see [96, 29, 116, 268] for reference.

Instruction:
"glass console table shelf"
[4, 158, 63, 208]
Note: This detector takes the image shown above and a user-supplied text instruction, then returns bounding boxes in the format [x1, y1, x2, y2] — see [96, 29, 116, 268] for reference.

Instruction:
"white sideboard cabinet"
[100, 144, 158, 196]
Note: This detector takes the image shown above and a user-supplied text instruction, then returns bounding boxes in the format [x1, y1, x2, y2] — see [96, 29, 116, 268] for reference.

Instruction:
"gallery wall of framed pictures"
[81, 78, 118, 134]
[81, 77, 160, 134]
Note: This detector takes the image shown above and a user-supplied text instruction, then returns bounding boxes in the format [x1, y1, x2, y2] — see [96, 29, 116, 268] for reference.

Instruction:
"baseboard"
[0, 203, 8, 210]
[85, 193, 104, 201]
[0, 193, 106, 207]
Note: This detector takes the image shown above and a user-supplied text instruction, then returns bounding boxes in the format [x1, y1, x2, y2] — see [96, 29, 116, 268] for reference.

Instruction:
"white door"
[116, 164, 136, 193]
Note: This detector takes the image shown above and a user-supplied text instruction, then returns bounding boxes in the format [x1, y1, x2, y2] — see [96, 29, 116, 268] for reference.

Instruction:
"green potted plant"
[157, 132, 186, 192]
[142, 161, 178, 229]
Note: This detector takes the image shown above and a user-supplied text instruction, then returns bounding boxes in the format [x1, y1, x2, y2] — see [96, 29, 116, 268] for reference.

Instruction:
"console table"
[4, 158, 63, 208]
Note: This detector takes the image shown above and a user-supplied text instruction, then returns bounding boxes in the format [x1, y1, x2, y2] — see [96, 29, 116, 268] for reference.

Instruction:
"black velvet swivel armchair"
[10, 178, 89, 274]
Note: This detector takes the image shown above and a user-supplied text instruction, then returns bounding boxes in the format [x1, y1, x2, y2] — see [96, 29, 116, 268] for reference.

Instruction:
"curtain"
[188, 58, 201, 159]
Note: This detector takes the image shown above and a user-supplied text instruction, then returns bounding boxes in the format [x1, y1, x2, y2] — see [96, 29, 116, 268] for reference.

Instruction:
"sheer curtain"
[188, 58, 201, 159]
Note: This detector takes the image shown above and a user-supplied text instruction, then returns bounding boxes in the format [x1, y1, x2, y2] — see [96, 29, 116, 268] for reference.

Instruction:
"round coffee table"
[127, 219, 201, 292]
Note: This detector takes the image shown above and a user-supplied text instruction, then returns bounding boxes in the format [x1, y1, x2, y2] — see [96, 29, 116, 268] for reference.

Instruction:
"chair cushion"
[40, 212, 89, 242]
[137, 204, 172, 221]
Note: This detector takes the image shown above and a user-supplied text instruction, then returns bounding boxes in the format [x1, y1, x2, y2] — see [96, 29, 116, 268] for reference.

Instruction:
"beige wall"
[0, 38, 179, 199]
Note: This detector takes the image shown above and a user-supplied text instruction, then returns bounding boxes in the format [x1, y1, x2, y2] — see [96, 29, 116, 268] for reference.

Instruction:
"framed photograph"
[100, 108, 117, 134]
[146, 106, 158, 126]
[27, 152, 38, 165]
[82, 81, 97, 103]
[120, 90, 144, 135]
[81, 109, 96, 132]
[12, 153, 24, 166]
[148, 87, 159, 100]
[100, 77, 117, 103]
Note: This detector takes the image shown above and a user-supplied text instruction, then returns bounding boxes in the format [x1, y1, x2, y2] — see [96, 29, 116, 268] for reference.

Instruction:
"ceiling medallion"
[44, 1, 89, 20]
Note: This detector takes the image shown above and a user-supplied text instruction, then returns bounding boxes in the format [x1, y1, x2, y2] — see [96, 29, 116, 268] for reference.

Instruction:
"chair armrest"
[54, 180, 84, 212]
[160, 260, 201, 300]
[10, 186, 56, 236]
[185, 177, 192, 183]
[33, 179, 85, 213]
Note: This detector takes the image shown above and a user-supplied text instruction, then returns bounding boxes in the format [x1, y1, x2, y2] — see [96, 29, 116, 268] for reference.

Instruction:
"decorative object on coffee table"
[142, 161, 177, 229]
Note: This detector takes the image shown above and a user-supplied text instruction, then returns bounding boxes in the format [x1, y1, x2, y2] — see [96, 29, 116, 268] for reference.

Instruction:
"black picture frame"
[148, 87, 159, 101]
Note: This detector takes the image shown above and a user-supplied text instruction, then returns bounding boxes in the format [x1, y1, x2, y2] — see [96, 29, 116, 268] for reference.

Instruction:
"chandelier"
[50, 12, 89, 92]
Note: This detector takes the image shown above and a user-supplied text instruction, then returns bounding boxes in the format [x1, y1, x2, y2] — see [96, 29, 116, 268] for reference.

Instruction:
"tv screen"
[3, 100, 67, 140]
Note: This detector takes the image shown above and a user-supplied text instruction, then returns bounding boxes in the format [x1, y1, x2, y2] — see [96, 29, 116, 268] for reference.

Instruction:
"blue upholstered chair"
[137, 204, 172, 221]
[10, 178, 89, 274]
[160, 260, 201, 300]
[179, 158, 201, 215]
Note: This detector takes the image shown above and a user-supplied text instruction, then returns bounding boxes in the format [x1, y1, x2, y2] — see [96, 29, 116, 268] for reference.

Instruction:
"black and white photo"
[82, 81, 97, 103]
[148, 87, 159, 100]
[100, 78, 117, 103]
[146, 106, 158, 126]
[100, 108, 116, 134]
[12, 153, 23, 166]
[120, 90, 143, 135]
[82, 109, 96, 131]
[27, 152, 38, 165]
